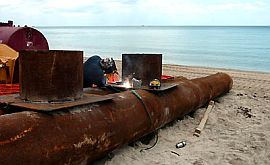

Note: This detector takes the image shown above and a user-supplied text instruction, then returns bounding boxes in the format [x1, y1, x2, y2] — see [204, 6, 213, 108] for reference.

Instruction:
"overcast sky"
[1, 0, 269, 26]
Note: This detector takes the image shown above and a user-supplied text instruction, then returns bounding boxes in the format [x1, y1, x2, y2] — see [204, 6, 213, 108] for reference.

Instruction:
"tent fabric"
[0, 44, 18, 83]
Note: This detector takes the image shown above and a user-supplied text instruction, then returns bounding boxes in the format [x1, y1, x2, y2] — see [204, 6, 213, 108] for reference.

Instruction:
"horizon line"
[34, 25, 270, 27]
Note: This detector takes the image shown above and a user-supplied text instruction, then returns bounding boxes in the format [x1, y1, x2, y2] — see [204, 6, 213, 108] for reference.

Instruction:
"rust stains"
[73, 135, 97, 149]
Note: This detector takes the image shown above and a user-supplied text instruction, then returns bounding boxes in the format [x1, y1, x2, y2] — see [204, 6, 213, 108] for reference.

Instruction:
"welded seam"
[0, 127, 33, 145]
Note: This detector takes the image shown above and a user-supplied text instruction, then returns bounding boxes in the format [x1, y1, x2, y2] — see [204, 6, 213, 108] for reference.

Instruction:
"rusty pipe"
[0, 73, 232, 165]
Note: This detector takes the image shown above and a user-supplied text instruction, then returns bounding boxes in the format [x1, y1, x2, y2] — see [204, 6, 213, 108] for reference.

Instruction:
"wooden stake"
[194, 100, 214, 137]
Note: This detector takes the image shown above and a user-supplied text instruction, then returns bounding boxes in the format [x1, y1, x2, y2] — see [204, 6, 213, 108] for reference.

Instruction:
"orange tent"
[0, 44, 19, 83]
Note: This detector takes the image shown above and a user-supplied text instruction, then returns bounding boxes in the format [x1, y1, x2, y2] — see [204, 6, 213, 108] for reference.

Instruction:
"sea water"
[38, 26, 270, 73]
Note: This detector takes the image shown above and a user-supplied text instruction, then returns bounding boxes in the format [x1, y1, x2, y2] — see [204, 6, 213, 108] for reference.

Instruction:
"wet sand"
[94, 62, 270, 165]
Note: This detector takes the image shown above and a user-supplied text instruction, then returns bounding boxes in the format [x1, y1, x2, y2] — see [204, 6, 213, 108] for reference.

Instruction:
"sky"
[0, 0, 270, 26]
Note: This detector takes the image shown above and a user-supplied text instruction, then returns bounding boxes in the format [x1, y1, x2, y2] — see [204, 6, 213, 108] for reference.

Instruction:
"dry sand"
[94, 63, 270, 165]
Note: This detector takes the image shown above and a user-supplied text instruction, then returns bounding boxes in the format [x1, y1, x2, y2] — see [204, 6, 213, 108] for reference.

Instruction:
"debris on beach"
[237, 106, 255, 118]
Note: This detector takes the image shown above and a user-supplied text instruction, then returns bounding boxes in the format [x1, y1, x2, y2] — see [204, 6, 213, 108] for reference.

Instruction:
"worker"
[83, 55, 117, 88]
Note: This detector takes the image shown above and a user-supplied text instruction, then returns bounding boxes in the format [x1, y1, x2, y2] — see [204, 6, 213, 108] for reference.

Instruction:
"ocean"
[38, 26, 270, 73]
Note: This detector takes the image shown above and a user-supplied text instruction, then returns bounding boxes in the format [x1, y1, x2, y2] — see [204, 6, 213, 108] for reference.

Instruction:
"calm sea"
[38, 26, 270, 73]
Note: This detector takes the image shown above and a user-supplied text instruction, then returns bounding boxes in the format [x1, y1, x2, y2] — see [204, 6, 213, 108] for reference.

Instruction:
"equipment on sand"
[194, 100, 215, 137]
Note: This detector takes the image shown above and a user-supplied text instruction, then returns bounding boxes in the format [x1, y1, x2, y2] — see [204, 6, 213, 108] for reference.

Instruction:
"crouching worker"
[83, 55, 118, 88]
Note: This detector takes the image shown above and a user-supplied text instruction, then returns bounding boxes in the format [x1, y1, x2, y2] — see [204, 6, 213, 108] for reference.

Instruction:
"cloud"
[1, 0, 270, 25]
[207, 1, 267, 11]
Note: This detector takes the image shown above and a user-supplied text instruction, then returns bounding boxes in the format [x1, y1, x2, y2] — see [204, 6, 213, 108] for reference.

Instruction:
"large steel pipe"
[0, 73, 232, 165]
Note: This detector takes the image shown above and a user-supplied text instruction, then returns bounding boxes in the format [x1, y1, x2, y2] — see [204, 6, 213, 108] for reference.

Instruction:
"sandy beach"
[94, 62, 270, 165]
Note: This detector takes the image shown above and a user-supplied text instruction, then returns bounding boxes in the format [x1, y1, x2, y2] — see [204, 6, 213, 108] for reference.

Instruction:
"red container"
[0, 26, 49, 51]
[0, 24, 49, 83]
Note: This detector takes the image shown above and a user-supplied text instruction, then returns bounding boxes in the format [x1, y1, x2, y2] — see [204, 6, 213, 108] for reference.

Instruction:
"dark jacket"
[83, 55, 106, 87]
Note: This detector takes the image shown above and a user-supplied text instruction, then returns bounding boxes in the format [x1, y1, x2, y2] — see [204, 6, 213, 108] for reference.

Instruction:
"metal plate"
[142, 83, 178, 92]
[122, 54, 162, 86]
[19, 50, 83, 102]
[0, 94, 113, 111]
[105, 83, 133, 91]
[105, 83, 178, 92]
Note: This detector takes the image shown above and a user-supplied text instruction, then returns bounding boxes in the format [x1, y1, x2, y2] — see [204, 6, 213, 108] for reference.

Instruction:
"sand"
[93, 62, 270, 165]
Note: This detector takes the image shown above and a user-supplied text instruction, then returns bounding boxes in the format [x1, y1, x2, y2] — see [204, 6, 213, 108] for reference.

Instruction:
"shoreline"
[113, 59, 270, 75]
[162, 63, 270, 75]
[94, 61, 270, 164]
[112, 59, 270, 78]
[85, 58, 270, 76]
